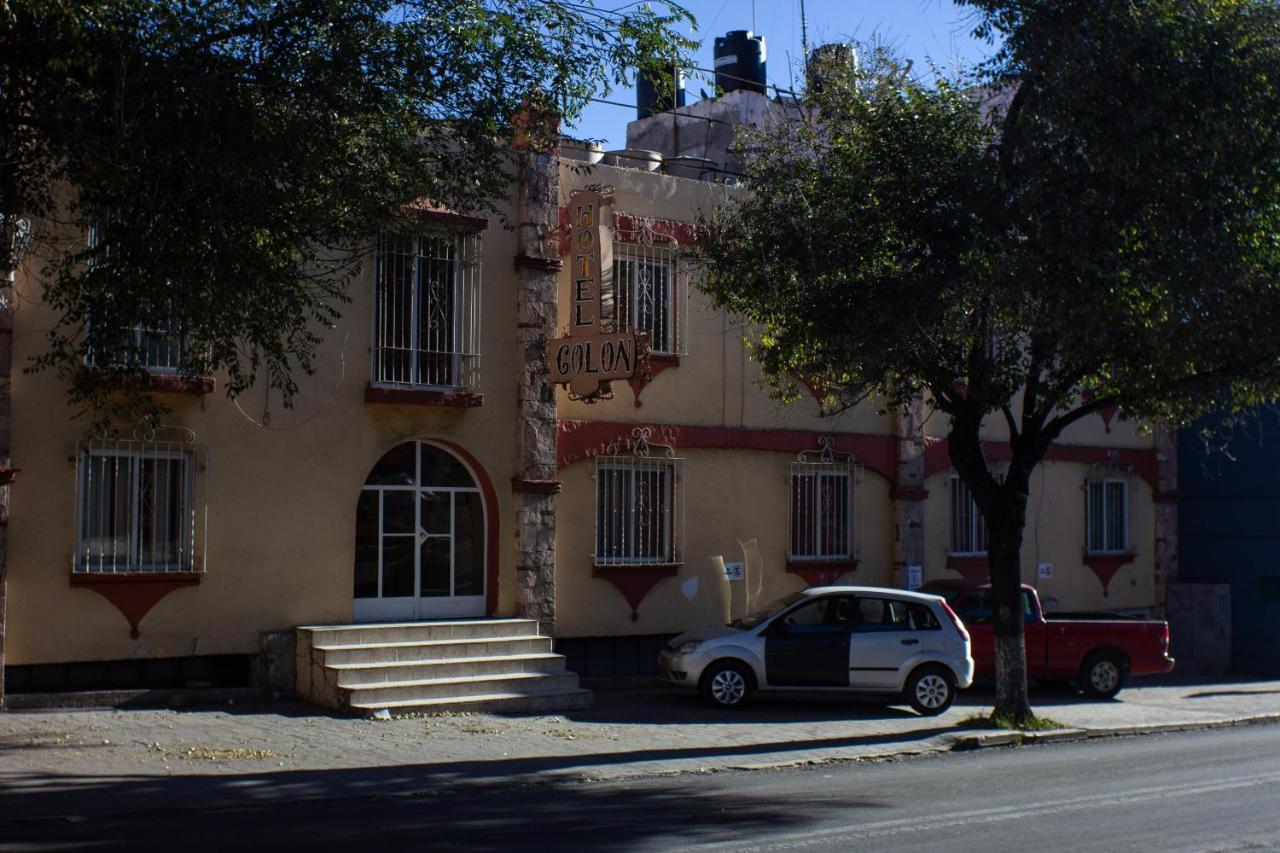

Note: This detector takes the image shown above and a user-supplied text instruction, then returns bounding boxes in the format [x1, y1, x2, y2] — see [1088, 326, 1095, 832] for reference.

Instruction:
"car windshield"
[731, 591, 807, 630]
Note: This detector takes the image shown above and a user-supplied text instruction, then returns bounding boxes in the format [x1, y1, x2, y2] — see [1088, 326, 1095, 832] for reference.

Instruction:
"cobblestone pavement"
[1, 678, 1278, 822]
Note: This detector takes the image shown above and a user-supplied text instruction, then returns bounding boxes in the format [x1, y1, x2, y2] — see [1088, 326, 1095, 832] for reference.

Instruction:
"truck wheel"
[906, 665, 956, 716]
[700, 661, 755, 709]
[1079, 653, 1127, 699]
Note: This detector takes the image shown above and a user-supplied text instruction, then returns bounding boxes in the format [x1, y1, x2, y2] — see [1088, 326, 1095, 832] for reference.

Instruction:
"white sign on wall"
[1038, 562, 1054, 579]
[906, 565, 923, 590]
[723, 561, 745, 582]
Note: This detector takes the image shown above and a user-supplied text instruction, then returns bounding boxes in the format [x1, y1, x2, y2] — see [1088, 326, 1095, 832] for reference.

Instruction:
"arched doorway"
[354, 441, 487, 621]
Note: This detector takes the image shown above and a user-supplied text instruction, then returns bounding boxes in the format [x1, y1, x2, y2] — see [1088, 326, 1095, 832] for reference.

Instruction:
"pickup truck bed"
[920, 581, 1175, 698]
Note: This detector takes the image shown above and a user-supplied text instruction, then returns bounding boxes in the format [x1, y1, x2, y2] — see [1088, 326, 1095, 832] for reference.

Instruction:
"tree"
[697, 0, 1280, 723]
[0, 0, 691, 700]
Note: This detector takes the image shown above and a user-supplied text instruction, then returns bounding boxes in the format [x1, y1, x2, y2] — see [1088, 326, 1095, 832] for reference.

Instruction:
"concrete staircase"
[296, 619, 592, 716]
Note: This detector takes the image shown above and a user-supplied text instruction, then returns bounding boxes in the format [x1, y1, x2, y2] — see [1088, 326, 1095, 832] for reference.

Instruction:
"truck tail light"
[1161, 623, 1170, 652]
[941, 600, 969, 641]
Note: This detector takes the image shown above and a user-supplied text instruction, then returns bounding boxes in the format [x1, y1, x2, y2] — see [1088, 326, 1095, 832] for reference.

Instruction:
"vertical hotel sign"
[547, 189, 643, 399]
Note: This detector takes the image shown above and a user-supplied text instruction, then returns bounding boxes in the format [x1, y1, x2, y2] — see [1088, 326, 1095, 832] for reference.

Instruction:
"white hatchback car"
[659, 586, 974, 714]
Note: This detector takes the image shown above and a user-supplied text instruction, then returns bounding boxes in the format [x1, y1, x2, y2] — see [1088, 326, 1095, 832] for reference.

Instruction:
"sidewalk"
[2, 677, 1278, 823]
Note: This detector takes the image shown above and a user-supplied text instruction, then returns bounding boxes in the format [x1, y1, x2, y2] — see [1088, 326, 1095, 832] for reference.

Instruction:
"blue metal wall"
[1178, 410, 1280, 676]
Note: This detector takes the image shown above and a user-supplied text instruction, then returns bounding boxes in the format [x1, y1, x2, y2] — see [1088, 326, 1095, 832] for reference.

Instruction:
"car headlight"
[677, 640, 702, 654]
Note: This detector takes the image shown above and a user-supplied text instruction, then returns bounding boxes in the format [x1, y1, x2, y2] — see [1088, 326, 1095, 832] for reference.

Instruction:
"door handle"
[900, 638, 920, 646]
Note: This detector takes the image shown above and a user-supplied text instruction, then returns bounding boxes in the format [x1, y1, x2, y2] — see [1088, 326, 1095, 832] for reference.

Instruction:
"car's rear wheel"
[1079, 652, 1127, 699]
[906, 665, 956, 716]
[700, 660, 755, 709]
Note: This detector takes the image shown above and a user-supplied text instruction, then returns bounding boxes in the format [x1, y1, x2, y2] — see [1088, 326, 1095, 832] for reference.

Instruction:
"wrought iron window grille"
[610, 213, 691, 357]
[593, 427, 685, 567]
[948, 474, 989, 556]
[1084, 451, 1133, 555]
[788, 436, 862, 563]
[73, 423, 207, 575]
[372, 228, 482, 390]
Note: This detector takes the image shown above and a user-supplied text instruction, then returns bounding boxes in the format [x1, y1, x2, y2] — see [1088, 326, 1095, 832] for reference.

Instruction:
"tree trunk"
[986, 489, 1033, 724]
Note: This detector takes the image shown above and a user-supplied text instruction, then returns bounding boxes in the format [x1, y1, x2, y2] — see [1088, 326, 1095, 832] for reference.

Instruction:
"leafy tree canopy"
[0, 0, 693, 419]
[698, 0, 1280, 721]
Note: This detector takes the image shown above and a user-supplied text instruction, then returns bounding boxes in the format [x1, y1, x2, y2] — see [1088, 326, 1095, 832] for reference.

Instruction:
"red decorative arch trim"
[922, 437, 1158, 490]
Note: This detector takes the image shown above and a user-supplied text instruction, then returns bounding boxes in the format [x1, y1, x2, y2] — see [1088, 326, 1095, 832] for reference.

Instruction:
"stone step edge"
[350, 688, 594, 712]
[312, 636, 550, 653]
[341, 672, 579, 693]
[327, 653, 564, 671]
[300, 618, 539, 632]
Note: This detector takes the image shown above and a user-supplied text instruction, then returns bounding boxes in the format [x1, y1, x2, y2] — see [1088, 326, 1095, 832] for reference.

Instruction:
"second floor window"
[949, 476, 988, 555]
[373, 229, 482, 389]
[85, 222, 185, 373]
[1085, 479, 1129, 554]
[614, 248, 676, 355]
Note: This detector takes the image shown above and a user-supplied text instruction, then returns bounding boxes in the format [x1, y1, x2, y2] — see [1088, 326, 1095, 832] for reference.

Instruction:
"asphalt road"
[3, 725, 1279, 852]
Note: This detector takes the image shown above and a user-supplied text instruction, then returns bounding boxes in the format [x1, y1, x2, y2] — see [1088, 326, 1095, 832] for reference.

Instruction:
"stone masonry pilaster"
[893, 397, 928, 587]
[513, 150, 561, 634]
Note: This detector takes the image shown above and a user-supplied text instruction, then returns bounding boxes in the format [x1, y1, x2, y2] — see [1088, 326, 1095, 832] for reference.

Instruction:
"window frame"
[74, 438, 205, 575]
[371, 228, 482, 391]
[788, 467, 855, 562]
[593, 430, 685, 568]
[948, 475, 989, 556]
[612, 245, 679, 356]
[1085, 477, 1130, 555]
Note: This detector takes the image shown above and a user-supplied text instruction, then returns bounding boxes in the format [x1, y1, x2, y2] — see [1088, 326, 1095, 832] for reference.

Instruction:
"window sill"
[787, 559, 857, 588]
[365, 385, 483, 408]
[1082, 551, 1136, 596]
[71, 571, 201, 639]
[148, 374, 215, 395]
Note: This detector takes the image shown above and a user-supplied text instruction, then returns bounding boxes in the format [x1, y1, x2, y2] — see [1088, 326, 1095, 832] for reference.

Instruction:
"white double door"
[353, 484, 485, 622]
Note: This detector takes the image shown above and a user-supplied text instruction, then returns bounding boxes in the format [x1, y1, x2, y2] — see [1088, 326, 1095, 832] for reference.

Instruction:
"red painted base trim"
[365, 385, 484, 408]
[558, 420, 898, 484]
[70, 573, 201, 639]
[786, 560, 857, 587]
[946, 554, 989, 582]
[591, 565, 678, 620]
[1082, 552, 1136, 596]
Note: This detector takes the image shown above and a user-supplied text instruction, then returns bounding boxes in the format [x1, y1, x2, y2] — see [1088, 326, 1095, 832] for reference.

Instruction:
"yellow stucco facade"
[3, 154, 1169, 675]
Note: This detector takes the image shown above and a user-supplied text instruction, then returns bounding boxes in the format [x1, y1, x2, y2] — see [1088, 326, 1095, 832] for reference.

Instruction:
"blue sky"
[567, 0, 999, 147]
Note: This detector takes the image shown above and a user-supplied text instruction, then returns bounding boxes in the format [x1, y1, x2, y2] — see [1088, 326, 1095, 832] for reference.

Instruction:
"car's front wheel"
[700, 660, 755, 709]
[905, 665, 956, 716]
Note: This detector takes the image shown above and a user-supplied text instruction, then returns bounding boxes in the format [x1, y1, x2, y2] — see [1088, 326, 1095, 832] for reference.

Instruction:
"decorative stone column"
[1152, 427, 1179, 618]
[512, 147, 562, 634]
[892, 397, 928, 587]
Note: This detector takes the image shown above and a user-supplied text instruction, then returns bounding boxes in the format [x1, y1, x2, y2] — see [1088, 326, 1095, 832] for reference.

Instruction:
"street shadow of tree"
[0, 758, 887, 850]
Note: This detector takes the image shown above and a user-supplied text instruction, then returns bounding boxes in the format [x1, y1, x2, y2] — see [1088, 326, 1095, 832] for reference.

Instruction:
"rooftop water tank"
[637, 65, 687, 119]
[713, 30, 766, 95]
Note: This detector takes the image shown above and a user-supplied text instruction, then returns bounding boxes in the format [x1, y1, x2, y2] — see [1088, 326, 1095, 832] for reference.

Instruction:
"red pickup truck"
[920, 581, 1175, 698]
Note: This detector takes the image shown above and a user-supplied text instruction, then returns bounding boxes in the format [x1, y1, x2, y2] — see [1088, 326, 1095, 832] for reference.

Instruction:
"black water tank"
[713, 30, 766, 95]
[637, 65, 687, 119]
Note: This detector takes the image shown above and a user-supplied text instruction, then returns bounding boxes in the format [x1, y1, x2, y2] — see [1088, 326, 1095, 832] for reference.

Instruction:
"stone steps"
[296, 619, 591, 716]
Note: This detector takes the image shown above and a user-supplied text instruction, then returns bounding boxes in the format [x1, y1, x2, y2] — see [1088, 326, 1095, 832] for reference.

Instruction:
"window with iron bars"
[789, 445, 861, 562]
[74, 435, 206, 574]
[373, 229, 482, 389]
[84, 222, 185, 373]
[949, 476, 988, 555]
[610, 228, 688, 356]
[1085, 479, 1129, 554]
[594, 430, 684, 566]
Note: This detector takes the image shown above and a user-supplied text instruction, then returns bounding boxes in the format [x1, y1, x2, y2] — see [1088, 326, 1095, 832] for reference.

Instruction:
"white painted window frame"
[788, 437, 861, 562]
[593, 428, 684, 567]
[948, 475, 989, 556]
[1085, 477, 1130, 555]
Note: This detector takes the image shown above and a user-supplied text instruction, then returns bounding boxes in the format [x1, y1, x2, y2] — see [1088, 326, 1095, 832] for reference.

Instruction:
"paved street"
[3, 721, 1278, 851]
[1, 676, 1278, 833]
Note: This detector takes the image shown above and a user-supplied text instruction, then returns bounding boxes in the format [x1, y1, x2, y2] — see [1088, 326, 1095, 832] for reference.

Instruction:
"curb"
[948, 712, 1280, 752]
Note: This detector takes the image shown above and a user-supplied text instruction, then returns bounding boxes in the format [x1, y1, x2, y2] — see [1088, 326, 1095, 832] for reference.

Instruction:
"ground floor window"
[949, 475, 988, 555]
[75, 433, 204, 574]
[789, 438, 860, 562]
[594, 429, 683, 566]
[1085, 479, 1129, 554]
